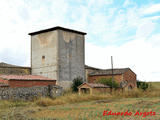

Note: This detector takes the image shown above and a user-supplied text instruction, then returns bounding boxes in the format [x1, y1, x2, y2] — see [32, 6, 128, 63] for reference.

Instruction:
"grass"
[36, 93, 112, 107]
[35, 87, 160, 107]
[0, 82, 159, 120]
[148, 82, 160, 90]
[0, 97, 159, 120]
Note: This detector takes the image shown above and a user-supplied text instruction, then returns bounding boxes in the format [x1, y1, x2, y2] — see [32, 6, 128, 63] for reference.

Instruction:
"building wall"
[31, 29, 85, 89]
[57, 30, 85, 89]
[31, 31, 58, 80]
[0, 78, 8, 84]
[0, 67, 31, 75]
[8, 80, 56, 88]
[92, 87, 111, 94]
[88, 69, 137, 90]
[88, 74, 123, 83]
[123, 69, 137, 88]
[78, 84, 110, 95]
[85, 68, 99, 82]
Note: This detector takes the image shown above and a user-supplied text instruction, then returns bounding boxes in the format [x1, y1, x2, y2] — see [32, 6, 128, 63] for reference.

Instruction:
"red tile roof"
[0, 75, 56, 81]
[78, 82, 110, 88]
[87, 83, 110, 88]
[89, 68, 130, 76]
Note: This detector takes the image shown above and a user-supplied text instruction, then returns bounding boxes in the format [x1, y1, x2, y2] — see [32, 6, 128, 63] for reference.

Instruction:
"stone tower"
[29, 26, 86, 89]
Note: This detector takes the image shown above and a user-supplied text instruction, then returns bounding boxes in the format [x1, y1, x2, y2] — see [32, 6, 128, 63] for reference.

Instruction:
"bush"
[137, 81, 149, 91]
[71, 76, 83, 92]
[99, 78, 119, 89]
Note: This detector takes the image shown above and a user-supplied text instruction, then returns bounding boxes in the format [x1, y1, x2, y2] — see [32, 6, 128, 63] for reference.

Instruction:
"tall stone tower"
[29, 26, 86, 89]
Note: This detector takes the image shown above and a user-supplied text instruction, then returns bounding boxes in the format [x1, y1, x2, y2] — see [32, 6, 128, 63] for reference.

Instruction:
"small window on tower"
[42, 55, 45, 59]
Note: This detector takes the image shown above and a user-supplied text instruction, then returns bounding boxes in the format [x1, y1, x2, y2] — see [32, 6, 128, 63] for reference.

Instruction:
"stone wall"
[58, 30, 85, 88]
[0, 85, 62, 100]
[30, 28, 86, 89]
[31, 31, 58, 80]
[0, 67, 31, 75]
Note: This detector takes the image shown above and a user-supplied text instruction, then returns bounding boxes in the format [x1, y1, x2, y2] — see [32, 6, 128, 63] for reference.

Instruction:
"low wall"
[0, 85, 62, 100]
[58, 81, 72, 90]
[0, 67, 31, 75]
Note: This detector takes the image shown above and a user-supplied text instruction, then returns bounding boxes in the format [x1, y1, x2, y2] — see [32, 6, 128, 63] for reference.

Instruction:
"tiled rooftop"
[0, 75, 56, 81]
[89, 68, 130, 76]
[79, 82, 110, 88]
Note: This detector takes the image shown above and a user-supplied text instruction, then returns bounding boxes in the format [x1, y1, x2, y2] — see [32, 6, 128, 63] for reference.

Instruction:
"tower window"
[42, 55, 45, 59]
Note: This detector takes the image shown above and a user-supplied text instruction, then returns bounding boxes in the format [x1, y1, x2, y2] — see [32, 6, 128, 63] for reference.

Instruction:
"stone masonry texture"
[30, 28, 85, 89]
[0, 85, 62, 100]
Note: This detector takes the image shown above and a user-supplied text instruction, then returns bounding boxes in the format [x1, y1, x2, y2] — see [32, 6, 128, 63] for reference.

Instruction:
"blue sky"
[0, 0, 160, 81]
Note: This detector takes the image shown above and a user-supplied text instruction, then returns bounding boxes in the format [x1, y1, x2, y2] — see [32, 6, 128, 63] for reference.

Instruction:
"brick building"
[86, 67, 137, 90]
[85, 65, 102, 82]
[78, 82, 110, 95]
[0, 75, 56, 88]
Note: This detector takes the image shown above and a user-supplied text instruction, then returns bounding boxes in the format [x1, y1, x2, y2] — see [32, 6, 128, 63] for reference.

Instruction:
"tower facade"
[29, 26, 86, 89]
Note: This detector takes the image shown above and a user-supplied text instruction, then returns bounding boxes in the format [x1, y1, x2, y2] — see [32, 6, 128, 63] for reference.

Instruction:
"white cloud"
[0, 0, 70, 66]
[135, 20, 155, 38]
[88, 0, 113, 8]
[123, 0, 135, 7]
[85, 36, 160, 82]
[0, 0, 160, 82]
[143, 3, 160, 14]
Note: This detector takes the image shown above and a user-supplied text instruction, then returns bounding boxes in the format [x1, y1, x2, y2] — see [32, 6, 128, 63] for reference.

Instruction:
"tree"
[99, 78, 119, 89]
[137, 81, 149, 91]
[71, 76, 83, 92]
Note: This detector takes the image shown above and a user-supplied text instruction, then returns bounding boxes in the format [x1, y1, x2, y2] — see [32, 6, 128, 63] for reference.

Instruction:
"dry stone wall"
[0, 85, 62, 100]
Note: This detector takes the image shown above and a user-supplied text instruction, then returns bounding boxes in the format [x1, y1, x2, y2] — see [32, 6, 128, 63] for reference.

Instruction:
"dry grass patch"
[112, 89, 160, 98]
[35, 93, 112, 107]
[35, 89, 160, 107]
[36, 97, 65, 107]
[31, 97, 160, 120]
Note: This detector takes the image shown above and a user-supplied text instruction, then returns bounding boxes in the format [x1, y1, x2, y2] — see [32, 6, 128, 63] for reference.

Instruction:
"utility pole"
[111, 56, 114, 93]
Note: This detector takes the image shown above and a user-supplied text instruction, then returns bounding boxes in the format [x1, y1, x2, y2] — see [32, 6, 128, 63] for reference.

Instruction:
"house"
[78, 82, 110, 95]
[86, 67, 137, 90]
[0, 75, 56, 88]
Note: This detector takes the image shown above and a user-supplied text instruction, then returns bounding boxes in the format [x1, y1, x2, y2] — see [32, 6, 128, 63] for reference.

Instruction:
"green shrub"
[71, 76, 83, 92]
[137, 81, 149, 91]
[99, 78, 119, 89]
